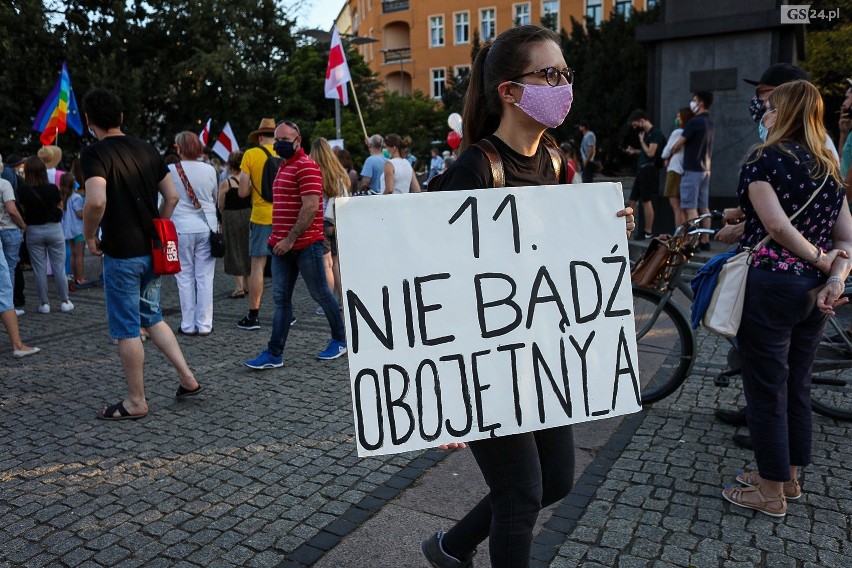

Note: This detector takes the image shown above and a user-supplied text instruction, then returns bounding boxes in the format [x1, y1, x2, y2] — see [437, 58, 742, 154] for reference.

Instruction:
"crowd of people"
[2, 20, 851, 566]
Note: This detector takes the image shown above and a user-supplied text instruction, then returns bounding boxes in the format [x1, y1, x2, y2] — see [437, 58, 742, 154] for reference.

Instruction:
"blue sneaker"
[244, 350, 283, 369]
[317, 339, 347, 360]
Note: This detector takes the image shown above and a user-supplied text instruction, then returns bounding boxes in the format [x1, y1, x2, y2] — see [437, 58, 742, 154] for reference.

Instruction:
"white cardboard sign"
[335, 183, 641, 457]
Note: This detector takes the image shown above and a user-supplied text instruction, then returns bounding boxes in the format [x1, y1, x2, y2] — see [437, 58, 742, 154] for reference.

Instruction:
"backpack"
[253, 146, 283, 203]
[427, 139, 563, 191]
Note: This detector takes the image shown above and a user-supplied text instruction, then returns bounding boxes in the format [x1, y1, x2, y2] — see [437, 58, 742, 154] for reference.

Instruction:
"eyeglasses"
[509, 66, 574, 87]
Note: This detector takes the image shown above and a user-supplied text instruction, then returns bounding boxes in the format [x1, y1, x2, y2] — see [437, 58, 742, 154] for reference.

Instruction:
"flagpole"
[349, 82, 368, 141]
[335, 99, 342, 140]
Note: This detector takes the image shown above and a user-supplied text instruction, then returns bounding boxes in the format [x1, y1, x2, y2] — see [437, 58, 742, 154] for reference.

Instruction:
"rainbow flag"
[33, 62, 83, 146]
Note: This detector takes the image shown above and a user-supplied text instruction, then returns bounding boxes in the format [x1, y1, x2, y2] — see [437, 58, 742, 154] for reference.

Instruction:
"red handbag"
[151, 218, 181, 275]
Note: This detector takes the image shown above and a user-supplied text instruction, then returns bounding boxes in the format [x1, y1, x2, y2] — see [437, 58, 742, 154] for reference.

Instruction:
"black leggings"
[442, 425, 575, 568]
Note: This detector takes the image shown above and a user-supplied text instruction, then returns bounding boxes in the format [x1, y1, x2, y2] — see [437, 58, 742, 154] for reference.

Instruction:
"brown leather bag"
[631, 236, 671, 289]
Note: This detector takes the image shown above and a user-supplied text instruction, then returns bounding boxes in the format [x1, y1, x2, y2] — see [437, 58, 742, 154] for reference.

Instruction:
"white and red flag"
[199, 118, 212, 146]
[212, 122, 240, 161]
[325, 26, 352, 105]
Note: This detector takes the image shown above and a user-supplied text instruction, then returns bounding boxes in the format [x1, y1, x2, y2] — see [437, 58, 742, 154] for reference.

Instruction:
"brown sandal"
[722, 485, 787, 517]
[736, 470, 801, 500]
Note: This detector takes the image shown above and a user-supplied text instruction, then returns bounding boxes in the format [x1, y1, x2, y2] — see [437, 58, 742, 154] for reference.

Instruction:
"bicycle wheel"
[810, 359, 852, 422]
[632, 286, 696, 404]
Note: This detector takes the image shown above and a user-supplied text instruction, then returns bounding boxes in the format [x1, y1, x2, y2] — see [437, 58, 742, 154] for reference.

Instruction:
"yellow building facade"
[335, 0, 657, 98]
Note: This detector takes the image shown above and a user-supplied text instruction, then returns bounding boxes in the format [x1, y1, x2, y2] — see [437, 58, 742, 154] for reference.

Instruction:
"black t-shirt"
[80, 136, 169, 258]
[18, 183, 62, 225]
[681, 113, 714, 172]
[431, 135, 567, 191]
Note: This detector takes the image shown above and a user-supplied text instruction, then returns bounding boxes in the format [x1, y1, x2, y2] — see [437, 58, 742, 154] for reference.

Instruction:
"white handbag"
[703, 175, 829, 337]
[702, 246, 760, 337]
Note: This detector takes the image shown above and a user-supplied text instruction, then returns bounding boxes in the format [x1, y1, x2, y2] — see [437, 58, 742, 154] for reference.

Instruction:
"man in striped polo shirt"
[244, 120, 347, 369]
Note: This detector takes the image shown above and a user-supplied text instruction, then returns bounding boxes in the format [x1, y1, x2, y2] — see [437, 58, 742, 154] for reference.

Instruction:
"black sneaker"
[715, 407, 748, 426]
[421, 532, 475, 568]
[237, 315, 260, 330]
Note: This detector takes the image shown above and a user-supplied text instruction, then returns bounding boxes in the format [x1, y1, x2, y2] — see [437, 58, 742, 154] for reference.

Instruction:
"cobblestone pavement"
[542, 329, 852, 568]
[0, 265, 440, 567]
[2, 258, 851, 568]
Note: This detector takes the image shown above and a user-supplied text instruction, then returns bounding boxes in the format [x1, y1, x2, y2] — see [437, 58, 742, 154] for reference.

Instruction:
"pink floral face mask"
[511, 83, 574, 128]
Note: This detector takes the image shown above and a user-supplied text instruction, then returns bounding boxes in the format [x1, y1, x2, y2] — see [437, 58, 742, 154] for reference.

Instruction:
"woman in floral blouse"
[723, 80, 852, 518]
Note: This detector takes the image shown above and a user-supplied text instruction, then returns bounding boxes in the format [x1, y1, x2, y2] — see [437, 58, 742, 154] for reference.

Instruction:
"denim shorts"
[680, 170, 710, 209]
[102, 254, 163, 339]
[0, 239, 13, 313]
[248, 222, 273, 257]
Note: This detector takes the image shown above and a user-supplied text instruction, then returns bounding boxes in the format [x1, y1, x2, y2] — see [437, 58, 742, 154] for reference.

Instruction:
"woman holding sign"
[424, 25, 634, 568]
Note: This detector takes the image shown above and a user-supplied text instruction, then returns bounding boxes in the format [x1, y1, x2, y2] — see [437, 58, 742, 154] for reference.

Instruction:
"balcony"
[382, 47, 411, 64]
[382, 0, 409, 14]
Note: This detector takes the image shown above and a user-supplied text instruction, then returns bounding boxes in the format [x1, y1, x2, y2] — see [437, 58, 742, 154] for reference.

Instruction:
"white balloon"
[447, 113, 463, 134]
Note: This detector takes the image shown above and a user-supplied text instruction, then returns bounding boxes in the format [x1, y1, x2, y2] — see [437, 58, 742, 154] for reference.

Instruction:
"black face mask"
[274, 140, 296, 159]
[749, 96, 766, 123]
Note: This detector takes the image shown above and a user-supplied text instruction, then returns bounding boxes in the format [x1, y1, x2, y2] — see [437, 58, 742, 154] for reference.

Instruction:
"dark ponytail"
[461, 43, 495, 151]
[460, 25, 561, 151]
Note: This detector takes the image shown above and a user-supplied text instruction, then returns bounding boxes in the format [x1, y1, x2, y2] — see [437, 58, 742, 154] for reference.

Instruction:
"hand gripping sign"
[335, 183, 641, 456]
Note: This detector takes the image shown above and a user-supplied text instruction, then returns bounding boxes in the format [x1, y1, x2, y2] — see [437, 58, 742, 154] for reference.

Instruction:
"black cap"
[743, 63, 810, 87]
[3, 153, 24, 168]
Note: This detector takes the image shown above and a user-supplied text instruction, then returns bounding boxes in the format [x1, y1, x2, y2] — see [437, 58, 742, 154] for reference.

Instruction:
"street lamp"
[299, 28, 378, 46]
[299, 29, 379, 139]
[380, 47, 411, 96]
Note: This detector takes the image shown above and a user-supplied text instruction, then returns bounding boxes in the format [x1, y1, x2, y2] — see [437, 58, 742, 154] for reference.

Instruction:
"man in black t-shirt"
[80, 88, 203, 421]
[625, 110, 665, 239]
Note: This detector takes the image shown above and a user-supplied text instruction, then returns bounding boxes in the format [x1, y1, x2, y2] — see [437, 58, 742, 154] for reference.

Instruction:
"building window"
[615, 0, 632, 18]
[513, 3, 530, 26]
[454, 12, 470, 45]
[586, 0, 602, 26]
[454, 65, 471, 83]
[431, 68, 446, 99]
[480, 8, 496, 41]
[542, 0, 559, 30]
[430, 15, 445, 47]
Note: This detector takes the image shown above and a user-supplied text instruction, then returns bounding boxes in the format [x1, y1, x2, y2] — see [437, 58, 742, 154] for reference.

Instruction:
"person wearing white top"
[169, 131, 219, 336]
[660, 107, 694, 228]
[382, 133, 421, 195]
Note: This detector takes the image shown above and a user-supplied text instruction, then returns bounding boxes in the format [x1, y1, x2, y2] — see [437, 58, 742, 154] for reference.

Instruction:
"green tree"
[799, 0, 852, 97]
[5, 0, 298, 157]
[0, 1, 61, 150]
[556, 7, 659, 173]
[278, 40, 380, 155]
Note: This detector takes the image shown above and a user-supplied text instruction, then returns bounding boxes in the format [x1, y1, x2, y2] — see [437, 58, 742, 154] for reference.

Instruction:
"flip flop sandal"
[97, 401, 147, 421]
[722, 485, 786, 518]
[736, 470, 801, 500]
[176, 384, 205, 399]
[228, 290, 246, 299]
